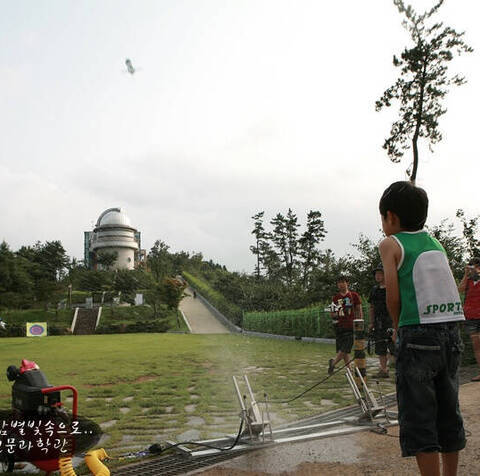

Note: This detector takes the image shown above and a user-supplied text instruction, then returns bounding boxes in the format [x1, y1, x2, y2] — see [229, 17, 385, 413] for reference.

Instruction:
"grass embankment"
[182, 271, 242, 326]
[0, 333, 394, 469]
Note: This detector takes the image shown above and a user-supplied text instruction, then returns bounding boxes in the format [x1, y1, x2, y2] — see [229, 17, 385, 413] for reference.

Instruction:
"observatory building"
[84, 208, 145, 270]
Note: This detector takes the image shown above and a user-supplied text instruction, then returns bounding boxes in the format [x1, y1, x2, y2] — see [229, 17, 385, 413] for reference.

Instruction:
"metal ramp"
[112, 373, 397, 475]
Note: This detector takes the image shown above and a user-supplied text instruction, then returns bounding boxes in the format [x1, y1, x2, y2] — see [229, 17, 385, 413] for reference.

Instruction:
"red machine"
[3, 359, 79, 474]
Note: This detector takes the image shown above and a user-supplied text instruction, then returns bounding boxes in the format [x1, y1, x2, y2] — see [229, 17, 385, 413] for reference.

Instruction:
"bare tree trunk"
[410, 63, 427, 185]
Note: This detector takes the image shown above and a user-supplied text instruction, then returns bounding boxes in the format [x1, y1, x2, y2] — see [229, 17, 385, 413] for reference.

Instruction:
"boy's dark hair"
[469, 257, 480, 266]
[379, 181, 428, 231]
[336, 275, 349, 283]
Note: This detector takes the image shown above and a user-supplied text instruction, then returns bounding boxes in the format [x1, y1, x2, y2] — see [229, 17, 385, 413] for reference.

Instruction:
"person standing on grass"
[368, 263, 394, 378]
[458, 257, 480, 382]
[378, 181, 465, 476]
[328, 276, 363, 375]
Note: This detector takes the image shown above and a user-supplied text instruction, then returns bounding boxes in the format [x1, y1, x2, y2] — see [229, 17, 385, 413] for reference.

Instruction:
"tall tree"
[345, 234, 382, 296]
[148, 240, 173, 281]
[270, 211, 300, 285]
[456, 209, 480, 261]
[250, 211, 266, 279]
[285, 209, 300, 283]
[426, 219, 465, 279]
[259, 237, 282, 281]
[270, 212, 289, 281]
[375, 0, 472, 183]
[298, 211, 326, 288]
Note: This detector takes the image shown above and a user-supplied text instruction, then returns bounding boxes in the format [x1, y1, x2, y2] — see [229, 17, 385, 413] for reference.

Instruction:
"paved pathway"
[179, 288, 230, 334]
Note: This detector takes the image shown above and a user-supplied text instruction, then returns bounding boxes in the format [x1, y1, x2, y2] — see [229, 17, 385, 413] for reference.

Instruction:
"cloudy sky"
[1, 0, 479, 272]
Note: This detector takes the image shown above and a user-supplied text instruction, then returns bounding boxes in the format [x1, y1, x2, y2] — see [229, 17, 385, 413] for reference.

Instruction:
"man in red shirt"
[459, 258, 480, 382]
[328, 276, 363, 375]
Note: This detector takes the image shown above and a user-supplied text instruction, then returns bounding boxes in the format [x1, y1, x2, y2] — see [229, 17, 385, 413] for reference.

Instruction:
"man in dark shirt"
[368, 264, 394, 378]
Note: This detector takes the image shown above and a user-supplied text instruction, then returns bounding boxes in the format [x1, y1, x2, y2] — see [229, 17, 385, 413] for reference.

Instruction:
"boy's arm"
[458, 267, 469, 293]
[379, 237, 401, 329]
[369, 304, 374, 330]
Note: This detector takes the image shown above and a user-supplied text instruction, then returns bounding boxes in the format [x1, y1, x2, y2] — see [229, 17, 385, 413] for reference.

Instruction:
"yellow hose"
[85, 448, 111, 476]
[59, 456, 77, 476]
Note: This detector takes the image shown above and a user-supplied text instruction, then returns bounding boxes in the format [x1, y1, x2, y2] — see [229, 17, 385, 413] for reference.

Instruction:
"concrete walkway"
[180, 288, 230, 334]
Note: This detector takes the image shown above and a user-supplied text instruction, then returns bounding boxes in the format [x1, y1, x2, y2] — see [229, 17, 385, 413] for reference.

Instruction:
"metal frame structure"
[163, 371, 397, 459]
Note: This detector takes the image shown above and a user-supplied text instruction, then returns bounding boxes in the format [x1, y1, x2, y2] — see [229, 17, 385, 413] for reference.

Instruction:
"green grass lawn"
[0, 333, 395, 473]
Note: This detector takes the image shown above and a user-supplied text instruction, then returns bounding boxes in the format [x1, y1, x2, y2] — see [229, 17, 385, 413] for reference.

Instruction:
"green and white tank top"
[392, 231, 465, 327]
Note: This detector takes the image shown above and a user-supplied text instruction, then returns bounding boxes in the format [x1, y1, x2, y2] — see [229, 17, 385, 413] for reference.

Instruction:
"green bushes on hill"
[182, 271, 243, 326]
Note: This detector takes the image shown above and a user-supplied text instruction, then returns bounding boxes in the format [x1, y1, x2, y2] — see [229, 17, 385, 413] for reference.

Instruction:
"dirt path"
[180, 288, 230, 334]
[195, 375, 480, 475]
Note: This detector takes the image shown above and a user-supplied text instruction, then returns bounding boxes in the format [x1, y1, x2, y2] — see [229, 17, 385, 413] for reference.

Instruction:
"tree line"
[1, 206, 478, 315]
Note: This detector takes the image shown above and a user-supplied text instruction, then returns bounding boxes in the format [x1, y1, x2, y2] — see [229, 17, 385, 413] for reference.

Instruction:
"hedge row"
[244, 303, 372, 339]
[244, 307, 334, 338]
[182, 271, 243, 326]
[95, 319, 171, 334]
[0, 324, 71, 337]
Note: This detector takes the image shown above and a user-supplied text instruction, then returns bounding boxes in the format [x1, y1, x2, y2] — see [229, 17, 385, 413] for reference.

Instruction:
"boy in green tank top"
[378, 181, 465, 476]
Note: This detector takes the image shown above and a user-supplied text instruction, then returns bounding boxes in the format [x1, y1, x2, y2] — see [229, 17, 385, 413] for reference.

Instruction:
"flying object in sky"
[125, 58, 136, 75]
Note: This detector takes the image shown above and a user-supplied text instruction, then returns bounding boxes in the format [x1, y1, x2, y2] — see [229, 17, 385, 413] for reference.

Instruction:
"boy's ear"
[386, 210, 400, 226]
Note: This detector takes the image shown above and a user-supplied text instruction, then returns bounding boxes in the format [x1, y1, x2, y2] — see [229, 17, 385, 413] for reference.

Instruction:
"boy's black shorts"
[396, 323, 466, 457]
[335, 327, 353, 353]
[373, 328, 394, 356]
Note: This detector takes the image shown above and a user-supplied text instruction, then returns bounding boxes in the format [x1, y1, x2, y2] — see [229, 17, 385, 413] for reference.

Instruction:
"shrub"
[96, 320, 170, 334]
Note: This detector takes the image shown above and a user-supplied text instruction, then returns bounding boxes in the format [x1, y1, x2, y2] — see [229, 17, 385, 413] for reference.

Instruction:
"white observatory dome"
[96, 208, 132, 228]
[90, 207, 138, 270]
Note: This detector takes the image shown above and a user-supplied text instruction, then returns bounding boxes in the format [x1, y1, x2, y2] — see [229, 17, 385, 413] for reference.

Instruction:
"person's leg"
[416, 452, 440, 476]
[379, 354, 388, 372]
[328, 351, 343, 375]
[470, 332, 480, 381]
[441, 451, 459, 476]
[396, 326, 442, 460]
[373, 333, 388, 377]
[332, 351, 344, 366]
[343, 352, 351, 368]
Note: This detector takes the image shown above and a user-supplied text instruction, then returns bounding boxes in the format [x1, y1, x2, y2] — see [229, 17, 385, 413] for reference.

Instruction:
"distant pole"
[353, 319, 367, 387]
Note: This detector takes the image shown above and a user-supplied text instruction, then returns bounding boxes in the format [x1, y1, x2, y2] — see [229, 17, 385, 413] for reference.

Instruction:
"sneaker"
[373, 370, 389, 378]
[328, 359, 335, 376]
